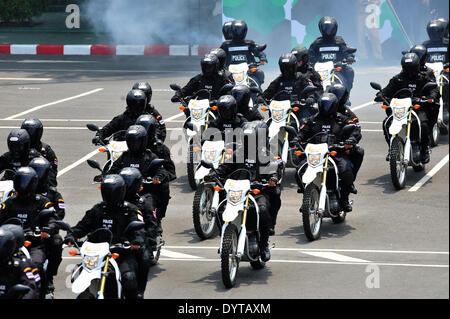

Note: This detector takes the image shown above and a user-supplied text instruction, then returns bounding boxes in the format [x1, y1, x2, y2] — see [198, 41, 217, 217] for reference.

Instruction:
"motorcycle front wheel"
[221, 224, 239, 288]
[301, 183, 322, 241]
[192, 184, 218, 240]
[389, 137, 407, 190]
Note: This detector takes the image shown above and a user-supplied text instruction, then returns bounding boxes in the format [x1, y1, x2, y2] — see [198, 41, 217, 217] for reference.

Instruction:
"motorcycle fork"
[98, 255, 111, 299]
[237, 194, 251, 257]
[319, 154, 330, 214]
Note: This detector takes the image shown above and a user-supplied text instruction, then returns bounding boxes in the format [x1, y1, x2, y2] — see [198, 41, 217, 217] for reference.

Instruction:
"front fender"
[194, 166, 211, 180]
[389, 118, 407, 135]
[302, 166, 323, 184]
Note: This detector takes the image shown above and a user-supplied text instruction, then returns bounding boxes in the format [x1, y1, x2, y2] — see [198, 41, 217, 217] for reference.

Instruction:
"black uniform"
[0, 256, 40, 299]
[298, 65, 324, 97]
[145, 104, 167, 143]
[95, 109, 146, 142]
[0, 194, 57, 295]
[34, 142, 58, 187]
[69, 201, 146, 299]
[179, 73, 230, 103]
[309, 36, 355, 91]
[262, 74, 311, 102]
[0, 149, 42, 180]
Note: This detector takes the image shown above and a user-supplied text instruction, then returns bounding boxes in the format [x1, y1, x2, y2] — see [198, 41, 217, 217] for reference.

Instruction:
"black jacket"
[35, 142, 58, 187]
[146, 104, 167, 142]
[147, 141, 176, 182]
[70, 201, 145, 246]
[0, 256, 40, 299]
[422, 39, 449, 64]
[179, 73, 230, 102]
[0, 149, 42, 180]
[96, 109, 143, 141]
[262, 74, 311, 102]
[297, 65, 324, 97]
[220, 39, 267, 66]
[40, 186, 65, 220]
[309, 36, 353, 64]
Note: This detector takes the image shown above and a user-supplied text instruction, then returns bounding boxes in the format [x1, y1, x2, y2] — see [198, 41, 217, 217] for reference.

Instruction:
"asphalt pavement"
[0, 55, 448, 299]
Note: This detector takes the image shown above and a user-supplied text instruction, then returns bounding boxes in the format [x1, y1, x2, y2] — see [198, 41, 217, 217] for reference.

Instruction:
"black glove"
[63, 234, 76, 246]
[374, 92, 384, 103]
[305, 97, 316, 106]
[256, 95, 266, 105]
[344, 139, 356, 146]
[289, 136, 299, 147]
[92, 136, 102, 145]
[203, 173, 217, 182]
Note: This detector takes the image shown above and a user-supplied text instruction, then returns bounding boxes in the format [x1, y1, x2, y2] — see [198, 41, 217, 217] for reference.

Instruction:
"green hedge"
[0, 0, 50, 24]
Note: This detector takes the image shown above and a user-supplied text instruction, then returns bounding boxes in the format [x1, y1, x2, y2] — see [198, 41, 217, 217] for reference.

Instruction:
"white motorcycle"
[87, 123, 127, 176]
[204, 167, 274, 289]
[0, 169, 15, 203]
[170, 84, 218, 190]
[297, 128, 355, 241]
[425, 61, 449, 145]
[60, 221, 144, 299]
[191, 140, 227, 240]
[371, 82, 437, 190]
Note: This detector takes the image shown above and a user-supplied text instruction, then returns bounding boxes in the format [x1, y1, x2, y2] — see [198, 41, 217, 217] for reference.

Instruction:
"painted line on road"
[57, 149, 99, 178]
[0, 126, 87, 130]
[160, 249, 203, 259]
[4, 88, 104, 120]
[301, 251, 371, 263]
[350, 101, 376, 112]
[0, 77, 52, 81]
[409, 154, 450, 192]
[163, 245, 449, 255]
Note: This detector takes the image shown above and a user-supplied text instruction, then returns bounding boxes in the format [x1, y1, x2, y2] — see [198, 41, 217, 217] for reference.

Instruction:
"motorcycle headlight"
[272, 109, 285, 122]
[393, 107, 406, 119]
[233, 71, 245, 83]
[307, 153, 321, 167]
[191, 108, 203, 120]
[204, 150, 218, 163]
[228, 190, 243, 205]
[83, 255, 99, 270]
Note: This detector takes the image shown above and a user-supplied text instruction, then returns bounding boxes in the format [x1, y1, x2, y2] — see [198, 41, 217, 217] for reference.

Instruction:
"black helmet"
[29, 157, 51, 191]
[119, 167, 143, 200]
[318, 93, 339, 119]
[278, 53, 298, 80]
[410, 44, 428, 67]
[21, 118, 43, 148]
[217, 95, 238, 122]
[100, 174, 126, 207]
[231, 20, 248, 41]
[222, 21, 234, 40]
[0, 224, 24, 251]
[136, 114, 157, 143]
[231, 85, 251, 115]
[13, 167, 38, 199]
[126, 89, 147, 115]
[427, 19, 445, 42]
[125, 125, 148, 155]
[7, 129, 30, 160]
[291, 46, 309, 71]
[401, 53, 420, 78]
[319, 16, 338, 39]
[201, 54, 219, 77]
[327, 84, 349, 112]
[132, 82, 152, 103]
[209, 48, 227, 70]
[0, 228, 16, 261]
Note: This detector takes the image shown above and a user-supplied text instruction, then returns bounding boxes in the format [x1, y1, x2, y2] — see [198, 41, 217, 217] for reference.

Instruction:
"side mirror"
[87, 159, 102, 172]
[5, 284, 31, 299]
[257, 44, 267, 52]
[370, 82, 382, 91]
[54, 220, 72, 233]
[300, 85, 318, 98]
[249, 86, 261, 94]
[86, 123, 99, 132]
[123, 221, 145, 237]
[219, 84, 234, 95]
[345, 47, 357, 54]
[341, 124, 356, 140]
[200, 160, 215, 170]
[148, 158, 165, 170]
[421, 82, 438, 93]
[401, 50, 408, 55]
[170, 83, 181, 91]
[38, 209, 54, 225]
[283, 125, 297, 136]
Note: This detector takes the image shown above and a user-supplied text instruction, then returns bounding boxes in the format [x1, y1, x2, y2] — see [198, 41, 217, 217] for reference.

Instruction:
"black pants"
[342, 65, 354, 92]
[45, 234, 63, 282]
[333, 155, 354, 201]
[347, 145, 364, 180]
[118, 252, 150, 299]
[254, 189, 281, 245]
[29, 244, 47, 297]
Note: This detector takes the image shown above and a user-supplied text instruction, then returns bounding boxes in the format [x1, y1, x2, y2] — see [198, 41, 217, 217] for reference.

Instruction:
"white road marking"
[163, 245, 449, 255]
[57, 149, 99, 178]
[350, 101, 376, 112]
[4, 88, 104, 120]
[409, 154, 450, 192]
[160, 249, 203, 259]
[301, 251, 370, 263]
[0, 77, 52, 81]
[0, 126, 87, 130]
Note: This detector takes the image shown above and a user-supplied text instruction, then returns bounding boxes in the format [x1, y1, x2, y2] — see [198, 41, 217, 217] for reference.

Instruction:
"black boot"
[421, 146, 431, 164]
[260, 243, 271, 262]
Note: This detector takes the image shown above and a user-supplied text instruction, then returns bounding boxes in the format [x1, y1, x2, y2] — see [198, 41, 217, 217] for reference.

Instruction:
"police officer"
[64, 174, 146, 299]
[374, 53, 440, 164]
[21, 118, 59, 187]
[0, 226, 40, 299]
[231, 85, 264, 122]
[291, 46, 324, 97]
[0, 129, 41, 180]
[28, 157, 65, 297]
[0, 167, 57, 298]
[327, 84, 364, 189]
[210, 48, 232, 81]
[423, 19, 449, 65]
[173, 54, 230, 118]
[132, 82, 167, 142]
[92, 89, 148, 145]
[308, 16, 356, 92]
[297, 93, 359, 212]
